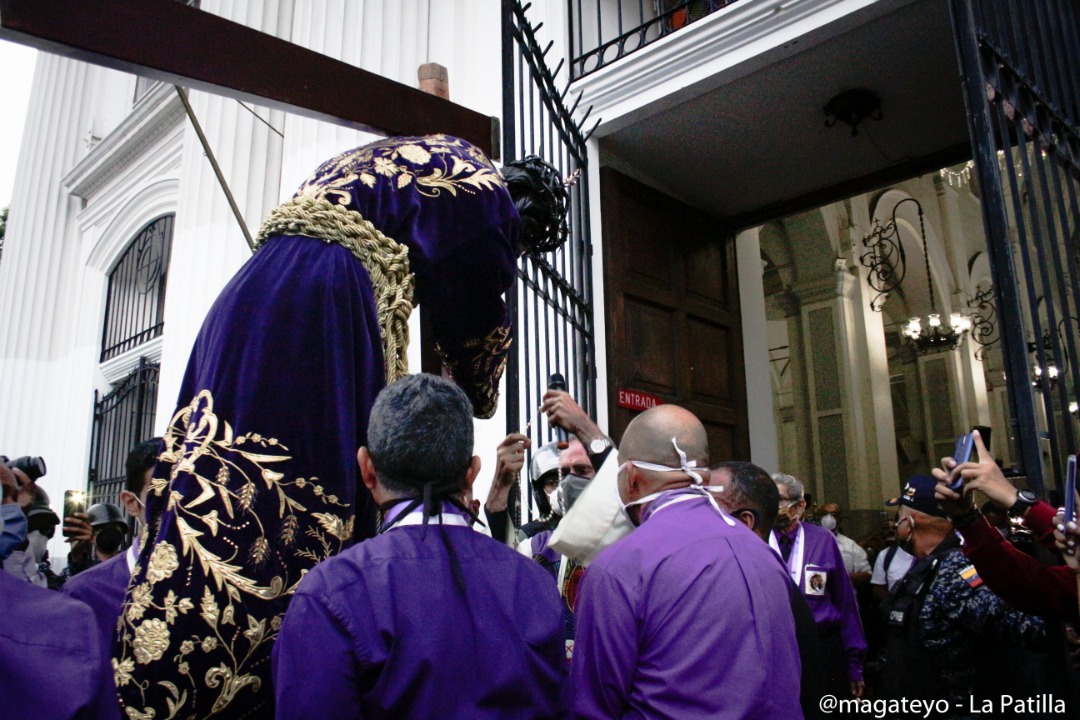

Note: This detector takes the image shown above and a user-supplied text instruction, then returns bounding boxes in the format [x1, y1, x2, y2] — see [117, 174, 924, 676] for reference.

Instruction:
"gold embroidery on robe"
[116, 390, 352, 718]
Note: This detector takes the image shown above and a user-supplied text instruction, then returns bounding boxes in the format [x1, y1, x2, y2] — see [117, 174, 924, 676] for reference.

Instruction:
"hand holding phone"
[62, 489, 88, 539]
[948, 433, 974, 492]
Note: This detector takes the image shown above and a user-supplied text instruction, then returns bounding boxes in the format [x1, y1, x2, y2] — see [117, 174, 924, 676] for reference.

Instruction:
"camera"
[8, 456, 47, 482]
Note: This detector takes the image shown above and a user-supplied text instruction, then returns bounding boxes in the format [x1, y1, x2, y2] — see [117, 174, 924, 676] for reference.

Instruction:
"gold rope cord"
[255, 196, 414, 383]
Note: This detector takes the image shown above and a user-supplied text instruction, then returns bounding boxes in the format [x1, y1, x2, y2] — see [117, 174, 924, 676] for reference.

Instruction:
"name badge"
[805, 566, 827, 596]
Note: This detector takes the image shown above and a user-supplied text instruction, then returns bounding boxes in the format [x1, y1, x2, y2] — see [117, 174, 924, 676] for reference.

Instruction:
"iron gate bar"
[1023, 120, 1080, 460]
[0, 0, 494, 155]
[950, 0, 1042, 491]
[89, 358, 159, 508]
[503, 0, 597, 525]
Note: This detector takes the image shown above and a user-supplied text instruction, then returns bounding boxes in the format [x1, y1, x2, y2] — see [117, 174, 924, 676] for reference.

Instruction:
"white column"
[847, 196, 899, 504]
[737, 227, 779, 470]
[155, 0, 293, 427]
[0, 52, 102, 562]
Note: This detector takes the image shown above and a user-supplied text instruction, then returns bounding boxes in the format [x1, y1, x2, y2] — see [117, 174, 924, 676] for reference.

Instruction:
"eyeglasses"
[778, 498, 801, 507]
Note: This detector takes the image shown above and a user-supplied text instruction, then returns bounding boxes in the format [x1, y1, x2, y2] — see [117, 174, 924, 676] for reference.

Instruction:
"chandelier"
[898, 199, 972, 353]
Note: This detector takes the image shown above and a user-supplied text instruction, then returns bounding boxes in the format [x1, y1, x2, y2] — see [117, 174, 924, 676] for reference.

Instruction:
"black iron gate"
[503, 0, 598, 523]
[951, 0, 1080, 494]
[88, 357, 160, 507]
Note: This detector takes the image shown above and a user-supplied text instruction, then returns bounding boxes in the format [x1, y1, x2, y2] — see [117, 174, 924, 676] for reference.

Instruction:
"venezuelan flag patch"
[960, 564, 983, 588]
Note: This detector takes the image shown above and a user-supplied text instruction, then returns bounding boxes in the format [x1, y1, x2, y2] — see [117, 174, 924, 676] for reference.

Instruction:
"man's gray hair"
[367, 374, 474, 496]
[772, 472, 804, 502]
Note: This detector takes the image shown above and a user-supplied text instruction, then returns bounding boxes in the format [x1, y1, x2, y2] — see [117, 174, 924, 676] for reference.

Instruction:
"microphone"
[547, 373, 569, 449]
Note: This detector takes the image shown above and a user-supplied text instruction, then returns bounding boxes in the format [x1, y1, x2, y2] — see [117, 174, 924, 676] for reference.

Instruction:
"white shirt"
[833, 532, 871, 575]
[870, 543, 915, 590]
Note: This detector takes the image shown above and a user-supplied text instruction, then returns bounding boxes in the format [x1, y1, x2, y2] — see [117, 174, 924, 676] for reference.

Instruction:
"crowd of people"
[3, 133, 1080, 719]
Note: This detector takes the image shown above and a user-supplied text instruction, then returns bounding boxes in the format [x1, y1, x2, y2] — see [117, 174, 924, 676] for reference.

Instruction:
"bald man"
[567, 406, 801, 719]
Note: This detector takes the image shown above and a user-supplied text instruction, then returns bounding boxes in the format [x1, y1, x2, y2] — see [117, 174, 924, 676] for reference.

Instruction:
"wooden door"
[601, 168, 749, 461]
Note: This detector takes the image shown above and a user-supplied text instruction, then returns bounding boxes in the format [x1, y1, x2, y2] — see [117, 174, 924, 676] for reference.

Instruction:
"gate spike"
[567, 91, 584, 117]
[582, 117, 601, 145]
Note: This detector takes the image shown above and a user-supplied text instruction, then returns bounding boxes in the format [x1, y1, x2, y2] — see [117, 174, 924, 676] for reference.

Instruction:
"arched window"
[100, 214, 173, 362]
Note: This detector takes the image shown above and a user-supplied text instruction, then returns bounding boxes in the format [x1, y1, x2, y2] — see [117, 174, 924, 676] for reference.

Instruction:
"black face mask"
[95, 525, 126, 555]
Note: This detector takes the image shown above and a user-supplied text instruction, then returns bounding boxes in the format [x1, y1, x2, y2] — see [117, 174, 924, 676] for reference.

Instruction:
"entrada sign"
[617, 388, 665, 412]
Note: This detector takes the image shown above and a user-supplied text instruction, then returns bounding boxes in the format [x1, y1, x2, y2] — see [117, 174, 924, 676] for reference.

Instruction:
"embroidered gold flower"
[127, 583, 153, 623]
[113, 657, 135, 687]
[133, 619, 170, 664]
[201, 636, 219, 653]
[146, 543, 179, 584]
[373, 157, 398, 176]
[124, 707, 155, 720]
[200, 586, 219, 625]
[178, 661, 190, 676]
[396, 144, 431, 165]
[180, 640, 195, 655]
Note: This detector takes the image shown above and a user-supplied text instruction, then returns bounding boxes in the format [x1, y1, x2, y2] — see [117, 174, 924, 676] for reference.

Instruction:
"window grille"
[100, 215, 173, 362]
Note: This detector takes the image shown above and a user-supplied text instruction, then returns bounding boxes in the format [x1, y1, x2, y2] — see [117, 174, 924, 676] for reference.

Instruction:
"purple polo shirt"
[272, 503, 565, 719]
[772, 521, 866, 683]
[569, 489, 803, 719]
[62, 549, 132, 663]
[0, 570, 121, 719]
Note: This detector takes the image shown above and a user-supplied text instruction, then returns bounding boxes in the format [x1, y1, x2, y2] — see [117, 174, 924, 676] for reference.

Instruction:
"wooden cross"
[0, 0, 496, 156]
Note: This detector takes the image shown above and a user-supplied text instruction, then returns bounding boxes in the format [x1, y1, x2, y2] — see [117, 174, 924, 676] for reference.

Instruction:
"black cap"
[885, 475, 947, 518]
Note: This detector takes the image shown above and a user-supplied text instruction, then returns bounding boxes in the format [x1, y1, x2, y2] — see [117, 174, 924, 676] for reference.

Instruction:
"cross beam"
[0, 0, 496, 156]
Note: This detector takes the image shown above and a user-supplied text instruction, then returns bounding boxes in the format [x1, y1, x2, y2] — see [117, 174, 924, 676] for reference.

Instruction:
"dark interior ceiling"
[597, 0, 971, 228]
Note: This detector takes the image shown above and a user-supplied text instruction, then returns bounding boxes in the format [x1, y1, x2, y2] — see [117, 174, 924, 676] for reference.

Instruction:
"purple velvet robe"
[61, 549, 131, 664]
[772, 521, 866, 683]
[569, 490, 803, 719]
[116, 135, 521, 719]
[272, 504, 565, 719]
[0, 571, 120, 720]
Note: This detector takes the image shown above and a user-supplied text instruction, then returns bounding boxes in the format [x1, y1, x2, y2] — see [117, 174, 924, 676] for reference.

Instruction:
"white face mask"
[820, 514, 838, 531]
[27, 530, 49, 564]
[546, 486, 564, 516]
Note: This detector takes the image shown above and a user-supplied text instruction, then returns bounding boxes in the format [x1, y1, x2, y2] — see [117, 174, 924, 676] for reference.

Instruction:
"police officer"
[879, 476, 1048, 714]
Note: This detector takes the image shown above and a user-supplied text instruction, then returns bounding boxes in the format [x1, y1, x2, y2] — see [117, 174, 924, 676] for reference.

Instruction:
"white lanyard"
[385, 508, 471, 530]
[770, 524, 806, 586]
[645, 488, 737, 526]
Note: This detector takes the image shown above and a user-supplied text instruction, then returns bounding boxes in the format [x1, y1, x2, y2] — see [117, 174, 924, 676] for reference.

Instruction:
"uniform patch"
[805, 567, 827, 596]
[960, 564, 983, 588]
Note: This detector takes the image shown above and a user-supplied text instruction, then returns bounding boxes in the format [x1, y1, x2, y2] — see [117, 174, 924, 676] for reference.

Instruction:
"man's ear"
[737, 510, 757, 532]
[464, 455, 482, 493]
[357, 447, 378, 492]
[119, 490, 141, 520]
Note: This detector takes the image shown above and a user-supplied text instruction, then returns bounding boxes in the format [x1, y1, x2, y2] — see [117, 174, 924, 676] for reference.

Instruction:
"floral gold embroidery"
[146, 543, 179, 584]
[114, 657, 135, 687]
[133, 619, 170, 664]
[294, 134, 506, 203]
[117, 389, 355, 718]
[436, 323, 513, 419]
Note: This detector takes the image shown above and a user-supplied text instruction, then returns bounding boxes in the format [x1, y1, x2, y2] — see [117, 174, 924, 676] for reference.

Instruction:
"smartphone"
[973, 425, 992, 460]
[948, 433, 974, 491]
[1064, 454, 1077, 530]
[62, 489, 88, 538]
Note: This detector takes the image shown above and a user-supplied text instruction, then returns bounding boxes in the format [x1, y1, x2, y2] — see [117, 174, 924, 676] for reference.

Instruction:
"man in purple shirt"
[61, 439, 158, 664]
[772, 472, 866, 700]
[272, 374, 565, 720]
[567, 405, 801, 719]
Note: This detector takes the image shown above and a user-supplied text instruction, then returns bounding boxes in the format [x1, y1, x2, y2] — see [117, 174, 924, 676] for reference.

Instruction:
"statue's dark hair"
[126, 438, 163, 495]
[502, 155, 570, 254]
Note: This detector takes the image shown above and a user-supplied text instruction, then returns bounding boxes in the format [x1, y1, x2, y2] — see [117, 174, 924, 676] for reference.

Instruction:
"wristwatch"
[1008, 489, 1037, 516]
[589, 436, 613, 454]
